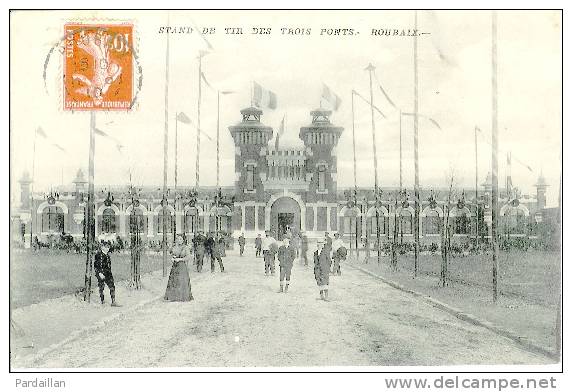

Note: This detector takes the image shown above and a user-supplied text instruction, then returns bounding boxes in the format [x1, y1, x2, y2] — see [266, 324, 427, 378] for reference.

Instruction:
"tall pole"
[30, 130, 37, 249]
[173, 112, 178, 243]
[366, 64, 381, 265]
[162, 30, 170, 277]
[216, 91, 220, 188]
[351, 91, 359, 259]
[84, 112, 96, 302]
[399, 110, 403, 190]
[196, 54, 203, 189]
[491, 11, 499, 302]
[413, 10, 420, 278]
[475, 126, 479, 249]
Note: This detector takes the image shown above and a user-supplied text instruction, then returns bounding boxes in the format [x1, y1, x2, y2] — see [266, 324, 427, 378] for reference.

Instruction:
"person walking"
[211, 234, 226, 273]
[164, 234, 194, 302]
[331, 233, 345, 275]
[262, 231, 277, 276]
[94, 241, 119, 306]
[300, 232, 309, 266]
[313, 240, 331, 300]
[238, 233, 246, 257]
[254, 234, 263, 258]
[193, 230, 207, 272]
[277, 237, 296, 293]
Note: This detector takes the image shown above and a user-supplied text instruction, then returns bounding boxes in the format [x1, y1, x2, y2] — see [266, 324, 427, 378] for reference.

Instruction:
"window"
[370, 214, 386, 235]
[424, 210, 441, 235]
[400, 210, 413, 235]
[42, 206, 64, 233]
[454, 210, 470, 234]
[129, 208, 145, 234]
[246, 164, 255, 191]
[157, 209, 175, 234]
[184, 208, 198, 233]
[317, 165, 326, 192]
[101, 208, 116, 233]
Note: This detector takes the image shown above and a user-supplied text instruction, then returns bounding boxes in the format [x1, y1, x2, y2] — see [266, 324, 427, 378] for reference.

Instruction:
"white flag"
[253, 82, 277, 109]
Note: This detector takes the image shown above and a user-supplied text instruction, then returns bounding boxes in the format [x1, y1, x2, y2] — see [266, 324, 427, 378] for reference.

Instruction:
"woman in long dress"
[164, 234, 194, 302]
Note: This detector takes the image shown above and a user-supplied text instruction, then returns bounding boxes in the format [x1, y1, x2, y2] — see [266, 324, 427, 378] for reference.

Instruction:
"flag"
[253, 82, 277, 109]
[275, 115, 285, 150]
[52, 143, 66, 153]
[176, 112, 192, 124]
[36, 127, 47, 138]
[373, 71, 398, 109]
[321, 84, 342, 111]
[201, 72, 215, 91]
[95, 128, 125, 154]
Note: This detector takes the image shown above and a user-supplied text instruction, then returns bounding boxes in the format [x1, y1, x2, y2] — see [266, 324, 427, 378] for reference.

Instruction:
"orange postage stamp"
[63, 23, 134, 111]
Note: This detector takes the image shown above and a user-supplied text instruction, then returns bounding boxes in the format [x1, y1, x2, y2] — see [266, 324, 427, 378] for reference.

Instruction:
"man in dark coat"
[94, 241, 118, 306]
[300, 233, 309, 266]
[277, 238, 296, 293]
[313, 240, 331, 300]
[210, 234, 225, 273]
[238, 233, 246, 257]
[193, 230, 207, 272]
[254, 234, 263, 258]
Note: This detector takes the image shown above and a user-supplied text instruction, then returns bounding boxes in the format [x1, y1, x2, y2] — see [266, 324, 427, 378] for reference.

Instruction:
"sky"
[10, 10, 562, 206]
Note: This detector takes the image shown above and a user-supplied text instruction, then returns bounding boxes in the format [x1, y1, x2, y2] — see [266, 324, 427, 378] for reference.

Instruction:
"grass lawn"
[10, 250, 164, 309]
[354, 250, 561, 354]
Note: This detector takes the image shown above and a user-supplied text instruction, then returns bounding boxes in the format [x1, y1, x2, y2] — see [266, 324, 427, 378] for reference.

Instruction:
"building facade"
[11, 106, 557, 248]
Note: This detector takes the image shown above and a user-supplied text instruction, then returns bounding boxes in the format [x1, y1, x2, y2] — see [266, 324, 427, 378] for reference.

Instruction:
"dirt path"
[25, 251, 549, 368]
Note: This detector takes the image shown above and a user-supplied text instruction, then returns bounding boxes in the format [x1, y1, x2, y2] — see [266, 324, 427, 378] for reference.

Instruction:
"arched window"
[400, 210, 413, 235]
[101, 208, 117, 233]
[129, 208, 145, 234]
[42, 206, 64, 233]
[454, 210, 471, 234]
[370, 215, 386, 235]
[156, 208, 175, 234]
[317, 165, 326, 191]
[424, 210, 441, 235]
[184, 208, 199, 233]
[246, 164, 255, 191]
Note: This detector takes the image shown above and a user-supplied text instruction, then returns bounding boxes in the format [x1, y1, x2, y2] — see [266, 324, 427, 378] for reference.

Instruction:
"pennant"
[253, 82, 277, 110]
[352, 90, 386, 118]
[52, 143, 66, 153]
[373, 71, 398, 109]
[36, 127, 47, 138]
[94, 128, 125, 154]
[402, 112, 441, 130]
[201, 72, 215, 91]
[321, 84, 342, 111]
[275, 115, 285, 150]
[176, 112, 192, 124]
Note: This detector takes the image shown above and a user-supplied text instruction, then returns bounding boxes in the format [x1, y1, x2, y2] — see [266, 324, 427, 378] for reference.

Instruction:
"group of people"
[241, 230, 347, 300]
[93, 230, 347, 306]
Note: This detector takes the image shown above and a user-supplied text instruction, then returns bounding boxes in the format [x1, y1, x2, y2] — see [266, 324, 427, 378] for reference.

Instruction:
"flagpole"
[30, 130, 37, 249]
[491, 10, 500, 302]
[366, 64, 381, 265]
[196, 54, 203, 190]
[474, 126, 479, 249]
[399, 110, 403, 190]
[174, 111, 178, 243]
[83, 112, 96, 302]
[162, 29, 170, 277]
[351, 91, 359, 259]
[216, 91, 220, 188]
[413, 10, 420, 278]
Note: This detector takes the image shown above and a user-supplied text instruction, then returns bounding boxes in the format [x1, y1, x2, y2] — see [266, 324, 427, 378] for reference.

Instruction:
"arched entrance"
[270, 197, 301, 240]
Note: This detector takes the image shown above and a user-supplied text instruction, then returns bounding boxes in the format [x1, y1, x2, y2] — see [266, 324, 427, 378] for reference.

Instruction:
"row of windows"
[305, 132, 337, 145]
[237, 131, 268, 145]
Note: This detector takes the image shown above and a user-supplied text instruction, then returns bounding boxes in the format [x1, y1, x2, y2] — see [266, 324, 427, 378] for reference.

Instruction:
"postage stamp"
[63, 23, 134, 111]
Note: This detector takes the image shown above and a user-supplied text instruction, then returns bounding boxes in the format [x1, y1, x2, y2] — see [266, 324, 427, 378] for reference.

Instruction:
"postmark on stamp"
[63, 23, 134, 111]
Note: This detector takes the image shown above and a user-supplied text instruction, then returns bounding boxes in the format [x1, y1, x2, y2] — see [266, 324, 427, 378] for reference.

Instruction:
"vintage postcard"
[9, 9, 562, 375]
